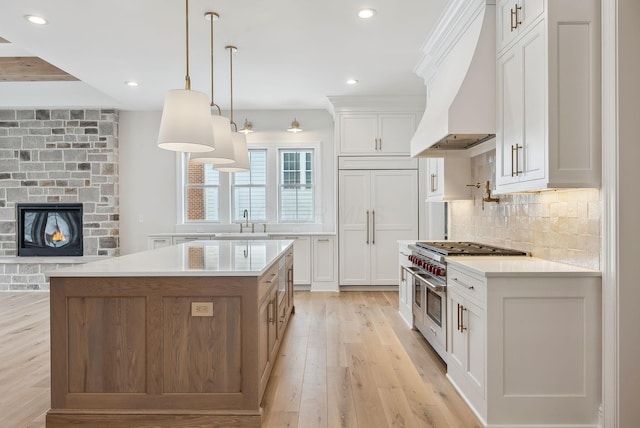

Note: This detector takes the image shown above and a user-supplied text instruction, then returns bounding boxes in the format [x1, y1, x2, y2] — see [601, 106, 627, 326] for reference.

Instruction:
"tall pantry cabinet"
[330, 97, 423, 287]
[339, 162, 418, 286]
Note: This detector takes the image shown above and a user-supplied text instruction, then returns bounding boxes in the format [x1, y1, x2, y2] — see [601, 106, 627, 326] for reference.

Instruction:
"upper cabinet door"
[337, 113, 415, 156]
[497, 0, 545, 54]
[496, 46, 523, 187]
[377, 113, 416, 155]
[338, 114, 378, 154]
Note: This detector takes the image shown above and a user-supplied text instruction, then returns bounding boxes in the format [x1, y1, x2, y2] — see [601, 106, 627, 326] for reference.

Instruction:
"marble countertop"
[446, 256, 601, 277]
[47, 239, 294, 278]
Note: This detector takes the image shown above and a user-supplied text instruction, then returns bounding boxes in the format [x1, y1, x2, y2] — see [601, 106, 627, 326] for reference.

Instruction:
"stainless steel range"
[404, 241, 527, 362]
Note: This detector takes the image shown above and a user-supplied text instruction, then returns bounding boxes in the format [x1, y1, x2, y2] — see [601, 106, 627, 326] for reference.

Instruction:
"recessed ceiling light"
[358, 8, 376, 19]
[25, 15, 48, 25]
[347, 79, 359, 85]
[125, 81, 139, 87]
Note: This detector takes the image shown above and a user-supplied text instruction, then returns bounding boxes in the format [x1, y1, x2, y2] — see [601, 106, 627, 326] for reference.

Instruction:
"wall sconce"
[239, 119, 254, 134]
[287, 118, 303, 133]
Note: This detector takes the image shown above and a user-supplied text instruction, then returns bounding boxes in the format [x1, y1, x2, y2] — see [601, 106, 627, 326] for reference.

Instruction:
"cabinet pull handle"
[511, 145, 516, 176]
[510, 4, 522, 31]
[288, 268, 293, 285]
[371, 210, 376, 245]
[457, 303, 462, 332]
[285, 236, 298, 240]
[268, 300, 275, 324]
[378, 138, 382, 151]
[461, 306, 468, 332]
[266, 272, 277, 284]
[317, 238, 330, 242]
[515, 144, 523, 176]
[452, 277, 474, 290]
[430, 173, 438, 192]
[366, 210, 370, 244]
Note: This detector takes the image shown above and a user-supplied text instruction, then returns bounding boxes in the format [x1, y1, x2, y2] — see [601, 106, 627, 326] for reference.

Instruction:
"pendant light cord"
[184, 0, 191, 90]
[209, 12, 222, 115]
[227, 45, 238, 131]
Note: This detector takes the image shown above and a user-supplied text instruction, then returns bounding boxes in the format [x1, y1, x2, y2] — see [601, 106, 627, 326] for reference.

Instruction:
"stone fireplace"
[0, 108, 119, 290]
[17, 203, 83, 256]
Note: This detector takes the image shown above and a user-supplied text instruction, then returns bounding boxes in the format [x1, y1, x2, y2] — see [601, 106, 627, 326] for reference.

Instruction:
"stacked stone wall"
[0, 108, 119, 290]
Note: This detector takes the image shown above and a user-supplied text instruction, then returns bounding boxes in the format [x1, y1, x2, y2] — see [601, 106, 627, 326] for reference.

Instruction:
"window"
[181, 144, 320, 225]
[232, 150, 267, 222]
[279, 149, 314, 222]
[185, 161, 220, 222]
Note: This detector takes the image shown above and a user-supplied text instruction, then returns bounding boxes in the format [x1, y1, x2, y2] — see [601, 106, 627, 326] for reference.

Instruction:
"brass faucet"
[466, 180, 500, 210]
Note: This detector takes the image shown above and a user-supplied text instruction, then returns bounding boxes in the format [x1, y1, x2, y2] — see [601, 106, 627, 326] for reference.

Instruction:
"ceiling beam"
[0, 57, 78, 81]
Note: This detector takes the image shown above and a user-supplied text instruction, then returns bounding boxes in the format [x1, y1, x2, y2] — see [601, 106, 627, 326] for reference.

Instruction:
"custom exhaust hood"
[411, 0, 496, 157]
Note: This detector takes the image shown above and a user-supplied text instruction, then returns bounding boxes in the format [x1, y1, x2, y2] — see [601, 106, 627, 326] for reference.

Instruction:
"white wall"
[617, 0, 640, 424]
[119, 111, 177, 254]
[119, 109, 335, 255]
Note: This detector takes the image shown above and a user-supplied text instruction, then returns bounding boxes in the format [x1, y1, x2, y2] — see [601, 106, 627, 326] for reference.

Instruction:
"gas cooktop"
[415, 241, 528, 257]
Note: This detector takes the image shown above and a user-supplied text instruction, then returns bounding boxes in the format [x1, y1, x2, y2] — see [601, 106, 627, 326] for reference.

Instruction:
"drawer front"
[447, 268, 486, 304]
[259, 265, 279, 302]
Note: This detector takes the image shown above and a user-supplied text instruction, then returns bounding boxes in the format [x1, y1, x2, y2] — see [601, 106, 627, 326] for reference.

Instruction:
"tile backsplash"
[448, 151, 601, 270]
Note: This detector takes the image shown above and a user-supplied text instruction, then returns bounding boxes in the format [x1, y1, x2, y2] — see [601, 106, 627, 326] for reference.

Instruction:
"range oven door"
[414, 273, 447, 362]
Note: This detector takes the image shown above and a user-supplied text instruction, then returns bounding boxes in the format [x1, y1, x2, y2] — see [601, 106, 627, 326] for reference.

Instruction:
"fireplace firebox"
[16, 203, 83, 256]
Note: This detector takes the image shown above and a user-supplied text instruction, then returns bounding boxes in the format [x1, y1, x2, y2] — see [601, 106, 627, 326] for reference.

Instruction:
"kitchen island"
[45, 239, 295, 428]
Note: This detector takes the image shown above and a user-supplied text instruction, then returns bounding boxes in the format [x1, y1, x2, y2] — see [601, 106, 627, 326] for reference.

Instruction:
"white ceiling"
[0, 0, 448, 111]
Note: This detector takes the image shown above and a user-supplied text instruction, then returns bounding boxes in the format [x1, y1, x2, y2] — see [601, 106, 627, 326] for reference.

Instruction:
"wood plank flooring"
[0, 291, 481, 428]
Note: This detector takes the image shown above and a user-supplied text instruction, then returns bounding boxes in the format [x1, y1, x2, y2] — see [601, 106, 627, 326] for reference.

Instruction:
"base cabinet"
[398, 243, 413, 327]
[446, 262, 601, 427]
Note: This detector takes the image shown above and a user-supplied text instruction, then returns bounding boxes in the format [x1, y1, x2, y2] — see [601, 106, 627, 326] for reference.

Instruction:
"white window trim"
[177, 141, 322, 226]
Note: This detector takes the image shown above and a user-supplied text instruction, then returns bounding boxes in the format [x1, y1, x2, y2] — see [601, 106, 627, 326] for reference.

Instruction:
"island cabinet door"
[258, 287, 278, 396]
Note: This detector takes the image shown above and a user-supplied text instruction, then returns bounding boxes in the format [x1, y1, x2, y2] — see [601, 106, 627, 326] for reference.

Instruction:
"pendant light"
[190, 12, 235, 165]
[216, 45, 250, 173]
[157, 0, 215, 153]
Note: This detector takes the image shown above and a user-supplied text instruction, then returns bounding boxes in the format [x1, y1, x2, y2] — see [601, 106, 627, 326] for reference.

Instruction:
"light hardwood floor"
[0, 291, 481, 428]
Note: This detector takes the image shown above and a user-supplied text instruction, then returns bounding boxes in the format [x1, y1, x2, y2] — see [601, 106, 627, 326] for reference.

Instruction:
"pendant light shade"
[216, 132, 250, 172]
[157, 89, 216, 152]
[157, 0, 215, 153]
[190, 115, 235, 163]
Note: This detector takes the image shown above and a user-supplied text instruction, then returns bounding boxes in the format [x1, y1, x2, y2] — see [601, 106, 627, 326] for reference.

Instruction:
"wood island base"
[45, 241, 294, 428]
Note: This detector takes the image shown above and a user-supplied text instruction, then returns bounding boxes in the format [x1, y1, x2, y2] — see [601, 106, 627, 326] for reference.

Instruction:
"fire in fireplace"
[16, 203, 83, 256]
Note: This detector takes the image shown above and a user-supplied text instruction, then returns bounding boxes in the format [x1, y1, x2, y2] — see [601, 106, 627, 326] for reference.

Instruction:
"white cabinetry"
[337, 113, 416, 156]
[425, 158, 472, 201]
[447, 273, 486, 416]
[312, 236, 337, 290]
[446, 259, 601, 427]
[496, 0, 544, 53]
[279, 236, 311, 286]
[398, 243, 414, 327]
[339, 169, 418, 286]
[496, 0, 601, 193]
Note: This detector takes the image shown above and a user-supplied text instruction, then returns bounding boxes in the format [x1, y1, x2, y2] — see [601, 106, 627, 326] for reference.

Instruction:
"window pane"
[233, 186, 266, 222]
[234, 150, 266, 185]
[187, 187, 220, 221]
[185, 159, 220, 223]
[279, 149, 314, 222]
[188, 161, 219, 185]
[232, 149, 267, 222]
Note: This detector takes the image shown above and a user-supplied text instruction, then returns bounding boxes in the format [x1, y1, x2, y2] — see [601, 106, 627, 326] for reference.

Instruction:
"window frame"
[231, 149, 268, 223]
[278, 148, 316, 223]
[178, 141, 322, 226]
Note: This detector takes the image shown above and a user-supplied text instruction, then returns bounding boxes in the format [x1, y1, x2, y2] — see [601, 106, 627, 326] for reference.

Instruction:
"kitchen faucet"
[241, 209, 254, 233]
[466, 180, 500, 210]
